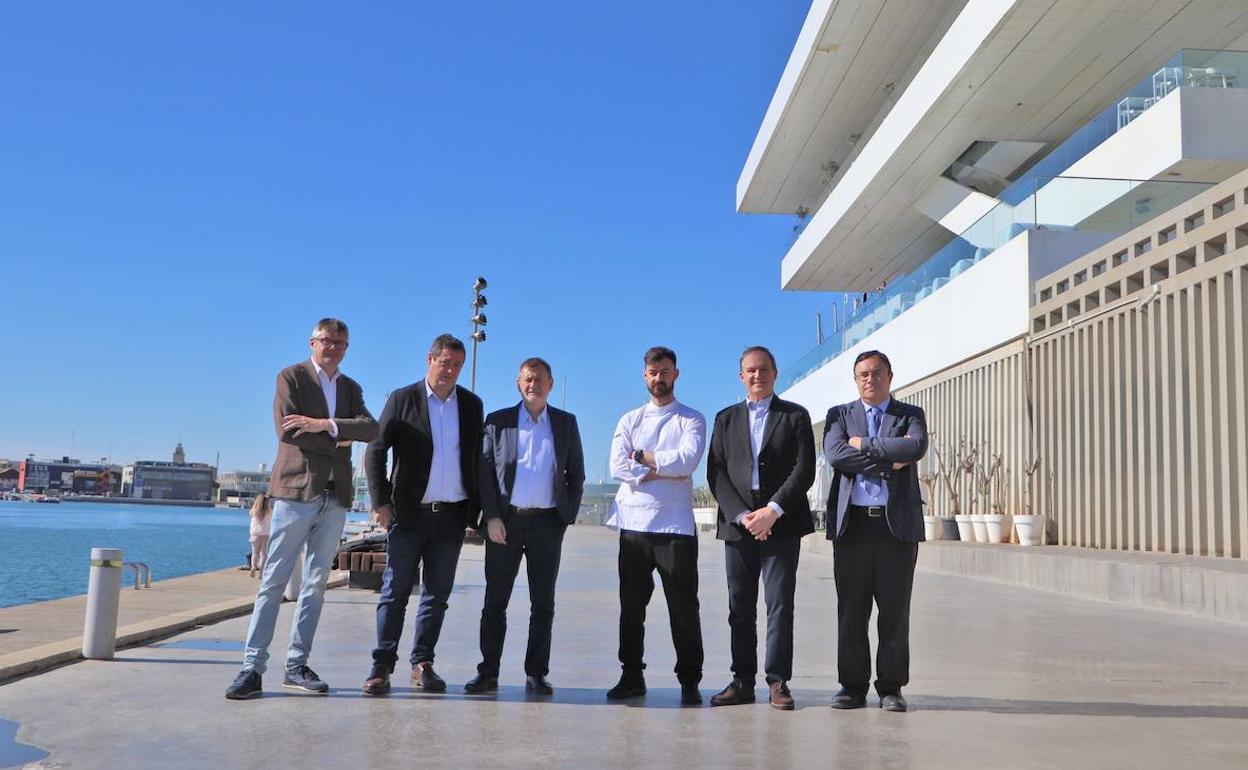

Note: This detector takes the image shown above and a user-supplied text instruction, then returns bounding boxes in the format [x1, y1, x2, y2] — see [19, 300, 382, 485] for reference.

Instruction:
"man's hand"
[848, 436, 864, 450]
[486, 518, 507, 545]
[336, 440, 353, 448]
[637, 450, 658, 469]
[742, 507, 779, 541]
[282, 414, 332, 437]
[892, 462, 909, 470]
[463, 527, 485, 546]
[372, 504, 394, 529]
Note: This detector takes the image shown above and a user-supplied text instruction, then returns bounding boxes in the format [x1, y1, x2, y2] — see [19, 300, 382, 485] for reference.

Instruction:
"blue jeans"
[372, 511, 465, 671]
[241, 494, 346, 674]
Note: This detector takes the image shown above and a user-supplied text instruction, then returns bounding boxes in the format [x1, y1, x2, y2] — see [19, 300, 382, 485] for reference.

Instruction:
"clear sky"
[1, 0, 832, 483]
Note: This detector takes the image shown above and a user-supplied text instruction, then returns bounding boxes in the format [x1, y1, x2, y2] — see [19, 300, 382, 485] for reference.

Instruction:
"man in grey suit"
[823, 350, 928, 713]
[465, 357, 586, 695]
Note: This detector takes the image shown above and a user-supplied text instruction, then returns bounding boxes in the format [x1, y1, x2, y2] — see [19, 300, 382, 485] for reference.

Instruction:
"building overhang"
[754, 0, 1248, 292]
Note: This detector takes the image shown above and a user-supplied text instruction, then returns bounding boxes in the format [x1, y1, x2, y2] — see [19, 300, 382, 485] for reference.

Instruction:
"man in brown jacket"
[226, 318, 377, 700]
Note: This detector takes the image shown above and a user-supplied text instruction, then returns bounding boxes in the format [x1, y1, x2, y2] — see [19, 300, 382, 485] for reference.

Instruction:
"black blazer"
[364, 382, 485, 528]
[707, 397, 816, 541]
[478, 403, 586, 526]
[822, 398, 929, 543]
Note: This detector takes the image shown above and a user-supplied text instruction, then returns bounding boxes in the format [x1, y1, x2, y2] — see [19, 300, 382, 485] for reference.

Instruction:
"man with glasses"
[362, 333, 484, 696]
[227, 318, 377, 699]
[823, 350, 928, 713]
[606, 346, 707, 705]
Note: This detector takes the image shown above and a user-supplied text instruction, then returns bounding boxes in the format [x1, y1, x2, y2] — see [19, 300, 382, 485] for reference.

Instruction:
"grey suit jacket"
[479, 403, 586, 526]
[822, 398, 929, 542]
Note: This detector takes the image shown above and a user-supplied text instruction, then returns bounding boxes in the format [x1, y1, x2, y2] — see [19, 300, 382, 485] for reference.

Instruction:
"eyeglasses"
[312, 337, 349, 349]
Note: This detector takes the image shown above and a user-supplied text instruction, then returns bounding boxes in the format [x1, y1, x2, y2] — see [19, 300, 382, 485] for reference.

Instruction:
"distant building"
[216, 470, 269, 505]
[122, 443, 215, 502]
[18, 457, 119, 495]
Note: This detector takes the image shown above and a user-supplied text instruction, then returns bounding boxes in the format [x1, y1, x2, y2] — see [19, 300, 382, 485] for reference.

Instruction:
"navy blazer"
[822, 398, 929, 543]
[364, 382, 485, 528]
[707, 397, 816, 541]
[478, 403, 586, 526]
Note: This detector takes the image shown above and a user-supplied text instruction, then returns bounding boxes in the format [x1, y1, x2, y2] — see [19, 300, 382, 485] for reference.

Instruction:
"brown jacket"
[268, 360, 378, 508]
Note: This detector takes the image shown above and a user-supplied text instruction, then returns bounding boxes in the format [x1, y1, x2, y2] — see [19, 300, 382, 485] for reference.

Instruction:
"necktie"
[863, 406, 883, 499]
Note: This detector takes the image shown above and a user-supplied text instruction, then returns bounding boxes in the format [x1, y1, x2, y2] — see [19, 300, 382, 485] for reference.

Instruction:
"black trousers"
[832, 507, 918, 697]
[617, 530, 703, 684]
[477, 513, 566, 677]
[724, 532, 801, 684]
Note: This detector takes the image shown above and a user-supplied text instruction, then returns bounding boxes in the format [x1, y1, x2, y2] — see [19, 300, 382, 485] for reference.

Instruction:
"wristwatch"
[632, 449, 645, 464]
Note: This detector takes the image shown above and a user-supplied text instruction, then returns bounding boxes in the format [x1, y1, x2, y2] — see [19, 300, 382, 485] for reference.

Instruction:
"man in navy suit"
[823, 350, 928, 713]
[465, 357, 586, 695]
[706, 346, 815, 710]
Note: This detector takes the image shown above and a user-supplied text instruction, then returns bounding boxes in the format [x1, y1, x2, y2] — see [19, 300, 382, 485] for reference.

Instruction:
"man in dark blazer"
[706, 346, 815, 711]
[464, 357, 585, 696]
[361, 333, 484, 696]
[226, 317, 377, 700]
[823, 349, 928, 713]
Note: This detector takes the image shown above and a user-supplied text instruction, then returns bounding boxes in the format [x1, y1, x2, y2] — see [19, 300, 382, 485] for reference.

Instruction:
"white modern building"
[741, 0, 1248, 558]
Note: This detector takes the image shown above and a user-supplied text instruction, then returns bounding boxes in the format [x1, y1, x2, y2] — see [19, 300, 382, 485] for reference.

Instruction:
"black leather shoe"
[606, 673, 646, 700]
[880, 693, 908, 712]
[412, 661, 447, 693]
[831, 687, 867, 709]
[464, 674, 499, 694]
[225, 669, 261, 700]
[283, 665, 329, 694]
[362, 667, 391, 696]
[709, 679, 755, 707]
[680, 683, 702, 705]
[526, 674, 554, 695]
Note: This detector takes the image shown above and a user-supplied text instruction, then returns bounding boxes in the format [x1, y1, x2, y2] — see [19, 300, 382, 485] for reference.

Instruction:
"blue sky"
[1, 0, 830, 482]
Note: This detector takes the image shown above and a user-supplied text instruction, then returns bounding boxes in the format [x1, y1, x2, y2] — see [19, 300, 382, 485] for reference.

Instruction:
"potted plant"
[931, 439, 975, 541]
[919, 471, 941, 540]
[1013, 459, 1044, 546]
[981, 454, 1008, 543]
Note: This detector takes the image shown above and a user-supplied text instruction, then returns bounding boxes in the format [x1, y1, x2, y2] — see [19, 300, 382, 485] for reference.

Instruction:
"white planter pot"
[923, 515, 941, 541]
[956, 517, 975, 542]
[982, 513, 1006, 543]
[971, 515, 988, 543]
[1015, 514, 1044, 546]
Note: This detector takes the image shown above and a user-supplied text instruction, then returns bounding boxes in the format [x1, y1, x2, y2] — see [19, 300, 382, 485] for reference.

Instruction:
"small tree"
[930, 436, 976, 518]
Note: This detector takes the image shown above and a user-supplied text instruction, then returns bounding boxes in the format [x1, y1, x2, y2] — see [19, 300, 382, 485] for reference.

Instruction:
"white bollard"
[83, 547, 124, 660]
[284, 547, 304, 602]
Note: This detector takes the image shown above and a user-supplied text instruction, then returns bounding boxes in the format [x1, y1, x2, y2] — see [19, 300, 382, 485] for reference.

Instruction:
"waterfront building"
[122, 443, 215, 502]
[215, 469, 269, 505]
[740, 2, 1248, 557]
[17, 457, 118, 495]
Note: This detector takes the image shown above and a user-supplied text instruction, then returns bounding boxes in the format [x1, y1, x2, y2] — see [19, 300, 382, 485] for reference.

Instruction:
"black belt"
[750, 490, 765, 507]
[508, 505, 558, 517]
[414, 500, 467, 514]
[849, 504, 885, 518]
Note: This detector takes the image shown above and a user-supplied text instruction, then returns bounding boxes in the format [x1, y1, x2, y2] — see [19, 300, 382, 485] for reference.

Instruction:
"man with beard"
[606, 346, 707, 706]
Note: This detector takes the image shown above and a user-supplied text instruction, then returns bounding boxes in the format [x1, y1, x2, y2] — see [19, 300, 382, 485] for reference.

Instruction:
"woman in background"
[249, 493, 273, 577]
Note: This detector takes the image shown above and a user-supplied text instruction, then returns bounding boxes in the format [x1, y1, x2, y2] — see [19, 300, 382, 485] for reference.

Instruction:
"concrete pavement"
[2, 525, 1246, 769]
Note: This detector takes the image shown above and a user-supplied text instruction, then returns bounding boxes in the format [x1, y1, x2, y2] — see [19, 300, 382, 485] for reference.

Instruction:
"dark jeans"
[617, 530, 703, 684]
[372, 511, 465, 671]
[724, 532, 800, 685]
[832, 508, 918, 697]
[478, 513, 567, 677]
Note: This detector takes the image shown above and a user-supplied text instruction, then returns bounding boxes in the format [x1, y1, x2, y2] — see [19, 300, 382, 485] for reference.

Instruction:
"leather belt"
[414, 500, 467, 514]
[849, 504, 885, 518]
[509, 505, 558, 517]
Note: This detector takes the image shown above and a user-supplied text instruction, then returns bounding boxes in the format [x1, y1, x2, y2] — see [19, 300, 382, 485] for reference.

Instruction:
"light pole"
[469, 276, 488, 392]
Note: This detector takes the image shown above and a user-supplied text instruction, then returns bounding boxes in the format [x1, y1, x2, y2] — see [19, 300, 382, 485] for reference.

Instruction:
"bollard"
[83, 547, 124, 660]
[283, 547, 304, 602]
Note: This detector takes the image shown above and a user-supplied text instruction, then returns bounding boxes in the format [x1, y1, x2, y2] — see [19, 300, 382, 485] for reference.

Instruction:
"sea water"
[2, 501, 255, 608]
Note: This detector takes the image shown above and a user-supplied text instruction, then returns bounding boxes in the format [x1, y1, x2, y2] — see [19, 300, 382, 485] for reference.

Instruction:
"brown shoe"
[412, 661, 447, 692]
[362, 668, 390, 696]
[769, 681, 795, 710]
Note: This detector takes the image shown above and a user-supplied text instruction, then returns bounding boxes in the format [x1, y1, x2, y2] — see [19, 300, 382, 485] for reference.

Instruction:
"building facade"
[17, 458, 119, 495]
[741, 1, 1248, 558]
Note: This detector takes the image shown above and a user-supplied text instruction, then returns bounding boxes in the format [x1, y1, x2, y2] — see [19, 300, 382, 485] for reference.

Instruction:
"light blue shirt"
[421, 380, 467, 504]
[850, 397, 890, 507]
[510, 405, 556, 509]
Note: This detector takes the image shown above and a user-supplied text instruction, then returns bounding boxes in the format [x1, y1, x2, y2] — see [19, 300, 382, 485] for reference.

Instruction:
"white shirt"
[608, 399, 707, 536]
[734, 395, 785, 525]
[510, 405, 556, 509]
[422, 380, 467, 503]
[309, 359, 340, 438]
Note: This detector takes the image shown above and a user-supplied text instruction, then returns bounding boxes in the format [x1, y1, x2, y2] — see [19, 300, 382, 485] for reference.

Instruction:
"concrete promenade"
[2, 525, 1247, 768]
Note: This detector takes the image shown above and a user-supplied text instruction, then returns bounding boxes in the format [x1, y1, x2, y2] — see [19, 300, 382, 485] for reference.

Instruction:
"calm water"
[2, 501, 254, 609]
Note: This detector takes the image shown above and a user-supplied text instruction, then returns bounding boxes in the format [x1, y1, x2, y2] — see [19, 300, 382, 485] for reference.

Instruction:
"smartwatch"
[632, 449, 645, 464]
